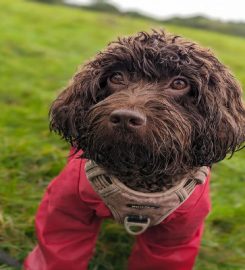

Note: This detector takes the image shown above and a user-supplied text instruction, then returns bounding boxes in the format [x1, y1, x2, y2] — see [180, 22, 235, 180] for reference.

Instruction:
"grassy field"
[0, 0, 244, 269]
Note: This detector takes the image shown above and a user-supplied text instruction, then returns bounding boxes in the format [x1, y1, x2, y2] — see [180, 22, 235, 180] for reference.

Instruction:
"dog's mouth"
[84, 140, 152, 175]
[81, 132, 187, 191]
[83, 141, 189, 192]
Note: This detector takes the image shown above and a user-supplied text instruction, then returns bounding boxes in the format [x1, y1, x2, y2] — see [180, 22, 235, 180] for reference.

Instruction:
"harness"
[85, 160, 208, 235]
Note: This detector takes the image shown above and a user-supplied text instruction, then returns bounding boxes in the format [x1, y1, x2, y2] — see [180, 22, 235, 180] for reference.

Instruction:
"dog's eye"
[109, 72, 124, 84]
[170, 78, 188, 90]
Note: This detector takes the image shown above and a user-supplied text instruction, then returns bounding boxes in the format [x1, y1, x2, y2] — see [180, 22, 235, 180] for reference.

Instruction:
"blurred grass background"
[0, 0, 244, 269]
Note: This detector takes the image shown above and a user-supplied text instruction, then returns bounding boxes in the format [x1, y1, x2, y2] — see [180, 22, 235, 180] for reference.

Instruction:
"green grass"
[0, 0, 244, 269]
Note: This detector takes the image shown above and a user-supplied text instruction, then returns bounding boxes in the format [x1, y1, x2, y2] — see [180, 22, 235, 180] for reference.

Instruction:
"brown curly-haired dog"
[24, 30, 245, 270]
[50, 30, 245, 192]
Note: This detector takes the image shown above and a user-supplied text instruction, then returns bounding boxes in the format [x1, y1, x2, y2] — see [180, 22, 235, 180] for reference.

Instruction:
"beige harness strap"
[85, 160, 208, 235]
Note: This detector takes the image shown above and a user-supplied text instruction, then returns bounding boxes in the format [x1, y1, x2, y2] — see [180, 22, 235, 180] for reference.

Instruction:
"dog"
[24, 30, 245, 270]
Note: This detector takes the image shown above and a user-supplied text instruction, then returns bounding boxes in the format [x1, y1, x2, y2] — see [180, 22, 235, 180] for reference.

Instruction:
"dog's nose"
[109, 109, 146, 129]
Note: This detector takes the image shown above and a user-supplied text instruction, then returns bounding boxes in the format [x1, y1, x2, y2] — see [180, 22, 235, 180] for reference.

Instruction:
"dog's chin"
[82, 140, 190, 192]
[85, 142, 152, 176]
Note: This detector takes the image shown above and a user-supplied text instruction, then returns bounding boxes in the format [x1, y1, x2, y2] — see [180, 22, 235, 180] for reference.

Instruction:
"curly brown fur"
[50, 30, 245, 192]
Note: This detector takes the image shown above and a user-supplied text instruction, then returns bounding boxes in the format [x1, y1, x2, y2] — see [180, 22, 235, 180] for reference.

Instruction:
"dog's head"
[50, 30, 245, 189]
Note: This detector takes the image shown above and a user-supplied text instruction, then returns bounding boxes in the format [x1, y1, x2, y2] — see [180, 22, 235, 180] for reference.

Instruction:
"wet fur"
[49, 30, 245, 192]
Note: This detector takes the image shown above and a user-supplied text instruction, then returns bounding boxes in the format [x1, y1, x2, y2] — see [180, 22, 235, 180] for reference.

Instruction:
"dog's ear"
[193, 62, 245, 165]
[49, 66, 101, 145]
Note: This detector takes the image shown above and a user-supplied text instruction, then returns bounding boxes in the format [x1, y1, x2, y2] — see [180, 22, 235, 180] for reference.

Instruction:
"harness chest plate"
[85, 160, 208, 235]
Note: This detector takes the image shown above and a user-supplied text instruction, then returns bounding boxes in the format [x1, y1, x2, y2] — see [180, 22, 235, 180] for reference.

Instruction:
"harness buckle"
[124, 215, 151, 235]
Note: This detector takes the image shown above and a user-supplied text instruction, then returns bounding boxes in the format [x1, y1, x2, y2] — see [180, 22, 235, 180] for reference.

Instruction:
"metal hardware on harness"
[124, 215, 151, 235]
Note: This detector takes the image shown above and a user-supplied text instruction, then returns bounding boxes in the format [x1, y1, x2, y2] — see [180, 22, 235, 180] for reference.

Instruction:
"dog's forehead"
[104, 32, 207, 65]
[90, 30, 223, 82]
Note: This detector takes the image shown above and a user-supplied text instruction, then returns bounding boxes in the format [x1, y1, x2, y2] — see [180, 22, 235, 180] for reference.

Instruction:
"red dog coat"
[24, 151, 211, 270]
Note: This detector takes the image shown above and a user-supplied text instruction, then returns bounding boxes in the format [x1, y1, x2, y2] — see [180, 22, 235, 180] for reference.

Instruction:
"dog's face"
[50, 30, 245, 189]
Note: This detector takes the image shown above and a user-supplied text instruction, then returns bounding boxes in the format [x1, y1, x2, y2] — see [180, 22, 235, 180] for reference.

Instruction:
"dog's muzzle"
[85, 160, 208, 235]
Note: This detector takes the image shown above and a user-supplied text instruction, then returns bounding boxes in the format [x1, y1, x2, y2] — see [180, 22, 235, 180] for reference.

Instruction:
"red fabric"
[24, 151, 211, 270]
